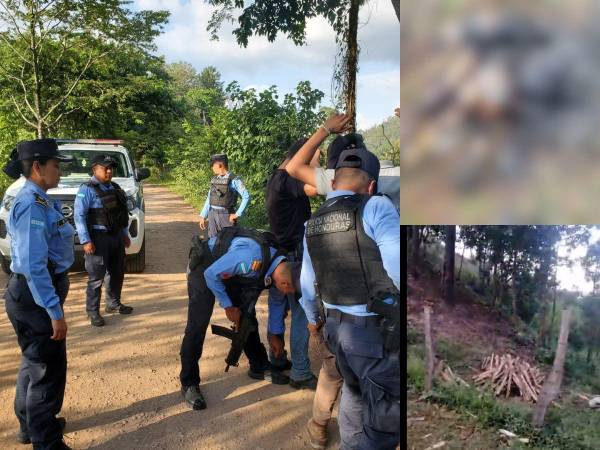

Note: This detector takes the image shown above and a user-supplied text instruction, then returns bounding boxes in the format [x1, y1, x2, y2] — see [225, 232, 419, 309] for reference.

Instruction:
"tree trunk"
[345, 0, 359, 132]
[443, 226, 456, 305]
[549, 286, 557, 344]
[424, 305, 435, 391]
[391, 0, 400, 22]
[410, 226, 421, 278]
[533, 308, 572, 428]
[457, 245, 465, 282]
[511, 252, 518, 321]
[28, 3, 44, 138]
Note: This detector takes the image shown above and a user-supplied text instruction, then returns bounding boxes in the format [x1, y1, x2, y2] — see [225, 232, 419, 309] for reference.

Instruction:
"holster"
[367, 293, 400, 352]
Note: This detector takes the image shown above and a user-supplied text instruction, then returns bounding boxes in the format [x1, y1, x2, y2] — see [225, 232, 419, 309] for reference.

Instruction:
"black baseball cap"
[91, 154, 118, 167]
[17, 139, 73, 162]
[326, 133, 364, 169]
[335, 148, 380, 182]
[210, 154, 228, 165]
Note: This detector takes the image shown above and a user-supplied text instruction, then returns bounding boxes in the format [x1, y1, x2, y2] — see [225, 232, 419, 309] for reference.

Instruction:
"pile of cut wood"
[473, 353, 544, 402]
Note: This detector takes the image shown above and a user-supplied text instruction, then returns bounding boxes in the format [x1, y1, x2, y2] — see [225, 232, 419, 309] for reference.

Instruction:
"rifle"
[211, 296, 257, 372]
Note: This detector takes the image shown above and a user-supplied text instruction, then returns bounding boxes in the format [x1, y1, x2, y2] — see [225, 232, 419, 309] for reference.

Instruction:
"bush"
[407, 350, 426, 393]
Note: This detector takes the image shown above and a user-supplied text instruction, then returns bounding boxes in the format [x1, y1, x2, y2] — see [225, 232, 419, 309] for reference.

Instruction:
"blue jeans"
[268, 248, 312, 381]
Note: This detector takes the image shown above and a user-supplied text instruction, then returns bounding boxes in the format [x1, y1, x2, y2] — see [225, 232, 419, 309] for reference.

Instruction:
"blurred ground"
[0, 185, 339, 450]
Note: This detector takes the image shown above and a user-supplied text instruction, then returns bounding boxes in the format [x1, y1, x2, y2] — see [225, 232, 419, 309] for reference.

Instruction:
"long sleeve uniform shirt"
[299, 190, 400, 325]
[74, 175, 129, 244]
[199, 173, 250, 218]
[8, 180, 75, 320]
[204, 236, 286, 333]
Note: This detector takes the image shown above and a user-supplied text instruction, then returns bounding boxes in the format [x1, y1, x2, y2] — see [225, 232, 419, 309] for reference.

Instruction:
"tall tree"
[442, 225, 456, 305]
[0, 0, 168, 137]
[583, 242, 600, 295]
[206, 0, 371, 131]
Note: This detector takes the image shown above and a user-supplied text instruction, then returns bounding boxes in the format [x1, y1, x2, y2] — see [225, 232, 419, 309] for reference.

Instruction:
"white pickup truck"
[0, 139, 149, 273]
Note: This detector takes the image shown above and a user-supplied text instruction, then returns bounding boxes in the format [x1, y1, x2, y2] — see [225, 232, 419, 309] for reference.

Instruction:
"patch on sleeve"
[236, 179, 246, 191]
[33, 193, 49, 207]
[239, 261, 249, 274]
[77, 193, 86, 198]
[251, 260, 262, 271]
[31, 219, 45, 228]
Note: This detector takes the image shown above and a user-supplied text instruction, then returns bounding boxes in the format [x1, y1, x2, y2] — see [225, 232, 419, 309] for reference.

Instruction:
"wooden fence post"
[532, 307, 572, 427]
[424, 305, 435, 391]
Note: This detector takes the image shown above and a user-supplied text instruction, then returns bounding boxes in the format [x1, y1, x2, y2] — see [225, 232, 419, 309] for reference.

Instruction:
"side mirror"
[135, 168, 150, 181]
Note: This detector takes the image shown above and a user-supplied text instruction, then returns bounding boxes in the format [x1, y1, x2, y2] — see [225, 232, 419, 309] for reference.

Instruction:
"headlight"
[126, 195, 136, 212]
[2, 195, 15, 211]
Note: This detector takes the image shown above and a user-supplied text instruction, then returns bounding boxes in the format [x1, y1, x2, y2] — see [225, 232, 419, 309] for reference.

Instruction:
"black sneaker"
[181, 385, 207, 410]
[105, 303, 133, 314]
[290, 374, 318, 390]
[17, 417, 66, 444]
[88, 311, 105, 327]
[248, 368, 290, 385]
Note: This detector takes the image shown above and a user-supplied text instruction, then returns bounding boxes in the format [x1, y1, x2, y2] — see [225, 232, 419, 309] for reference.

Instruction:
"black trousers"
[179, 242, 269, 388]
[4, 271, 69, 450]
[85, 230, 125, 312]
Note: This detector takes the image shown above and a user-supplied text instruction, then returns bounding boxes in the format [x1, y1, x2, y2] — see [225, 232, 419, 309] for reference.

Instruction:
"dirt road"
[0, 184, 339, 449]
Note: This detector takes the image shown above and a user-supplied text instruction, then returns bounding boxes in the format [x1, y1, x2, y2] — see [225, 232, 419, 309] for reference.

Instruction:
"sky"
[132, 0, 400, 130]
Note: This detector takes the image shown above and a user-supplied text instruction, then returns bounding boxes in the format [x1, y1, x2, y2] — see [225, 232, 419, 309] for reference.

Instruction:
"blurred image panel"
[401, 1, 600, 224]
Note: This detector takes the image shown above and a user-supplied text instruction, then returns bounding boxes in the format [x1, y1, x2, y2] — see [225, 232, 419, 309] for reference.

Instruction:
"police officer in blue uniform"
[74, 154, 133, 327]
[198, 154, 251, 238]
[3, 139, 75, 450]
[299, 148, 400, 450]
[180, 227, 294, 410]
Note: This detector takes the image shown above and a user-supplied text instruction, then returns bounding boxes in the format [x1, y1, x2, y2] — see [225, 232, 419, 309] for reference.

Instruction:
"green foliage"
[0, 0, 168, 137]
[360, 115, 400, 165]
[206, 0, 352, 46]
[165, 80, 326, 228]
[407, 351, 425, 393]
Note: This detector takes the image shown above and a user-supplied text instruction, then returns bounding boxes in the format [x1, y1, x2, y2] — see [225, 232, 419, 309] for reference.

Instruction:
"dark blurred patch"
[401, 1, 600, 223]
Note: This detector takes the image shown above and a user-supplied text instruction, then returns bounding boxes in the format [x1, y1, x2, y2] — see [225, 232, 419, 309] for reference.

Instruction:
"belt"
[14, 269, 68, 282]
[325, 308, 381, 327]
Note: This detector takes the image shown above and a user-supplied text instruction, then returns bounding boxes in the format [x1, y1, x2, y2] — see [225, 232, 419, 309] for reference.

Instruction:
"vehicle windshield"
[58, 150, 130, 178]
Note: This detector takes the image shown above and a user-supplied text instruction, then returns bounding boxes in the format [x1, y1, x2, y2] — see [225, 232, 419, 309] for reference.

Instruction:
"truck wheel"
[126, 239, 145, 273]
[1, 255, 11, 274]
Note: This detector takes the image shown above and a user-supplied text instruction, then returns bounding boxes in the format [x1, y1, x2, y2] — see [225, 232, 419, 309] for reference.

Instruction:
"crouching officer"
[74, 154, 133, 327]
[300, 148, 400, 450]
[198, 154, 250, 238]
[180, 226, 294, 410]
[3, 139, 75, 450]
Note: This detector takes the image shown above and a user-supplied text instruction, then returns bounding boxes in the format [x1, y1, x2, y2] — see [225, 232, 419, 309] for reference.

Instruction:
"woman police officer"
[3, 138, 74, 450]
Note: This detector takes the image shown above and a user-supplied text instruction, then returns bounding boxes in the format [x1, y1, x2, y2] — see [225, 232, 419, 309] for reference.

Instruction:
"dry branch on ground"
[473, 353, 544, 402]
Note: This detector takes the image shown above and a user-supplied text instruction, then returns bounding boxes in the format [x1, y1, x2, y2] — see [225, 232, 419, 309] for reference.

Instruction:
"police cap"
[17, 139, 73, 162]
[210, 154, 228, 166]
[335, 148, 380, 182]
[91, 154, 118, 168]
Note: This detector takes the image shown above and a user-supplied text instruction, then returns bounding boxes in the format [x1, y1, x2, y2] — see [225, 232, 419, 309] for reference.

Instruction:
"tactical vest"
[209, 173, 238, 211]
[86, 181, 129, 234]
[305, 194, 399, 306]
[190, 227, 285, 291]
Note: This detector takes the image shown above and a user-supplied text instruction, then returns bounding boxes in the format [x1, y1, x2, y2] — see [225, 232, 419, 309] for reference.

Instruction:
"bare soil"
[0, 184, 339, 449]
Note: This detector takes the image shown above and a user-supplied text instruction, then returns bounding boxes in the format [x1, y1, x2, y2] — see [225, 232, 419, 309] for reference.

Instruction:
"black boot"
[88, 311, 105, 327]
[181, 385, 207, 410]
[105, 303, 133, 314]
